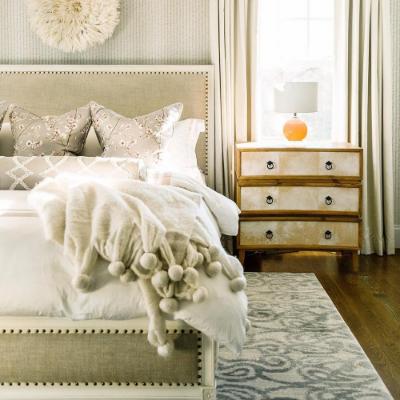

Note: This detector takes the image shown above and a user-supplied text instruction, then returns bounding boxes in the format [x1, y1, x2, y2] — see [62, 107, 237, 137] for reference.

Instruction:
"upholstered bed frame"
[0, 65, 217, 400]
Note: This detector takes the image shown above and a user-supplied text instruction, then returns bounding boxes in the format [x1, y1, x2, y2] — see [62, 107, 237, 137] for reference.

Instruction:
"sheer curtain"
[209, 0, 257, 198]
[333, 0, 395, 255]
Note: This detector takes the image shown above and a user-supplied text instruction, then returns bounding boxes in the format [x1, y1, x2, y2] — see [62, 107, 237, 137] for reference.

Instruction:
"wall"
[0, 0, 210, 64]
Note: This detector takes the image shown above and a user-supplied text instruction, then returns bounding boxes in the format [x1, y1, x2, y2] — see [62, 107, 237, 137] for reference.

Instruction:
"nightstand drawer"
[239, 151, 361, 178]
[239, 186, 360, 214]
[239, 220, 359, 248]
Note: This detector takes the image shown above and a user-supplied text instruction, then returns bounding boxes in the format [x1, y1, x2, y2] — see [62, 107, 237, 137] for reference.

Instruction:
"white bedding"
[0, 183, 247, 353]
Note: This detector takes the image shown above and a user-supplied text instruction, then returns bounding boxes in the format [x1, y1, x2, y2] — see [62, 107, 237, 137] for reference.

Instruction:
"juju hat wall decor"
[27, 0, 120, 53]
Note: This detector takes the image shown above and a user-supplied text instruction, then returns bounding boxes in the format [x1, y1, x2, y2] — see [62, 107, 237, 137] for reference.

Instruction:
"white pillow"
[160, 119, 205, 170]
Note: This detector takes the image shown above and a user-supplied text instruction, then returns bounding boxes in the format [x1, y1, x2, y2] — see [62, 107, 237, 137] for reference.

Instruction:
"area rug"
[217, 273, 393, 399]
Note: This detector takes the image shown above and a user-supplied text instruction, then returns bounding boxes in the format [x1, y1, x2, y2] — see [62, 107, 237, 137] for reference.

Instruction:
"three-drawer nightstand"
[235, 142, 363, 270]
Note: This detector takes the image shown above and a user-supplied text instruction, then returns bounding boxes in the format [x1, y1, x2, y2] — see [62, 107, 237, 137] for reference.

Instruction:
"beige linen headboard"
[0, 65, 214, 185]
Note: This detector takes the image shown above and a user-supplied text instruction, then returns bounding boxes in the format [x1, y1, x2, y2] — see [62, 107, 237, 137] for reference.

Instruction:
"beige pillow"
[0, 101, 9, 131]
[90, 102, 183, 166]
[0, 156, 143, 190]
[10, 105, 92, 156]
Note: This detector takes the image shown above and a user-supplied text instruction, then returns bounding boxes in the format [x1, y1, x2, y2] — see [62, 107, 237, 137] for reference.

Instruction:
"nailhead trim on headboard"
[0, 69, 210, 176]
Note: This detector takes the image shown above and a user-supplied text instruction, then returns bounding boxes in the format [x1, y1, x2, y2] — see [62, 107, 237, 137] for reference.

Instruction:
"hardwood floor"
[243, 250, 400, 399]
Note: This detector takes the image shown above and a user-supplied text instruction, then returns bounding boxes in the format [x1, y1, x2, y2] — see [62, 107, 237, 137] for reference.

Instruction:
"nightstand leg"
[351, 251, 359, 273]
[238, 250, 246, 265]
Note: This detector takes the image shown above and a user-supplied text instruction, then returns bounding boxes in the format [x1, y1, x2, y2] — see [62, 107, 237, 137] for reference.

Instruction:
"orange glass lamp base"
[283, 116, 308, 141]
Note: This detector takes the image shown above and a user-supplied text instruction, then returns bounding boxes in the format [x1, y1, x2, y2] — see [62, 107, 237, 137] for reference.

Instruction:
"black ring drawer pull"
[266, 161, 275, 170]
[325, 196, 333, 205]
[265, 230, 273, 240]
[324, 230, 332, 240]
[325, 161, 333, 170]
[266, 195, 274, 204]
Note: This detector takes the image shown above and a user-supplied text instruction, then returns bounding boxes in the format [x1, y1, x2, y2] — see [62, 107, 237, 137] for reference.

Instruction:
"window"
[255, 0, 335, 141]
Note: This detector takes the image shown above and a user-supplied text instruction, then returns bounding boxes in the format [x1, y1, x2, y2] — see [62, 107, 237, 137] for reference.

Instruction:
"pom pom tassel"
[206, 261, 222, 277]
[159, 298, 179, 313]
[108, 261, 126, 277]
[120, 269, 137, 283]
[151, 270, 169, 288]
[168, 265, 184, 282]
[72, 274, 91, 292]
[229, 276, 247, 292]
[140, 252, 158, 271]
[157, 340, 174, 358]
[183, 267, 199, 286]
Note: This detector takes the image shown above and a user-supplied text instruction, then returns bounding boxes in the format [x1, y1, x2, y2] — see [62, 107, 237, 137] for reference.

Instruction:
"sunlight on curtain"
[333, 0, 395, 255]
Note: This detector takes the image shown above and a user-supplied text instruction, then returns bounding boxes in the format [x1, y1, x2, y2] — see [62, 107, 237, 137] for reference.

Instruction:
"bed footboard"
[0, 317, 216, 400]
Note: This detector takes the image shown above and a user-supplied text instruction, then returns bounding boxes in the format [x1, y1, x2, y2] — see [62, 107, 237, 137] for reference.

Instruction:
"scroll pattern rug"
[217, 273, 393, 399]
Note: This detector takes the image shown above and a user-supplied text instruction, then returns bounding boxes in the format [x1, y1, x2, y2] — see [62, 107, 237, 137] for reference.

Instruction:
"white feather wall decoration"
[27, 0, 120, 53]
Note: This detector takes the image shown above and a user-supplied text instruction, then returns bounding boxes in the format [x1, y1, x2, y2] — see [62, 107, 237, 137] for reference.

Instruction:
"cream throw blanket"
[29, 174, 246, 356]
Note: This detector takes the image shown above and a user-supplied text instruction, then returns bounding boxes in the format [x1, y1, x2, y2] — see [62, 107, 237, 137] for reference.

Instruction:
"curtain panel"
[209, 0, 257, 198]
[333, 0, 395, 255]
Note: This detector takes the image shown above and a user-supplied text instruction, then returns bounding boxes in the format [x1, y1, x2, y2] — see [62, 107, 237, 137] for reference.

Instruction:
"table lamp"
[274, 82, 318, 141]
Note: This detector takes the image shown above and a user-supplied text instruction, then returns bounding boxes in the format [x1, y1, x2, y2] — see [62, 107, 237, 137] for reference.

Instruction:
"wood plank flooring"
[243, 250, 400, 399]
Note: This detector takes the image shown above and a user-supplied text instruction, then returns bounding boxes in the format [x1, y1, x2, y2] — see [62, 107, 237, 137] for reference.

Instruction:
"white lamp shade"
[274, 82, 318, 113]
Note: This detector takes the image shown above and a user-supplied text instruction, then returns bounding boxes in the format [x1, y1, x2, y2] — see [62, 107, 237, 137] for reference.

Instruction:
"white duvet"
[0, 179, 247, 353]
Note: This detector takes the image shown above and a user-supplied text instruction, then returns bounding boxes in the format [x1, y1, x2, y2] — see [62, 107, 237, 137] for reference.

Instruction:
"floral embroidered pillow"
[90, 102, 183, 166]
[0, 101, 9, 131]
[10, 105, 92, 156]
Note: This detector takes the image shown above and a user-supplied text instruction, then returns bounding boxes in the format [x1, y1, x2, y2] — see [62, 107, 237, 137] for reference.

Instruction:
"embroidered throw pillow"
[0, 101, 9, 131]
[9, 105, 92, 156]
[90, 102, 183, 166]
[0, 156, 144, 190]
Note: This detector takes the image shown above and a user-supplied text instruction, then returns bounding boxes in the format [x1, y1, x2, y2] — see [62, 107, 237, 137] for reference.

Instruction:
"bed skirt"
[0, 317, 217, 400]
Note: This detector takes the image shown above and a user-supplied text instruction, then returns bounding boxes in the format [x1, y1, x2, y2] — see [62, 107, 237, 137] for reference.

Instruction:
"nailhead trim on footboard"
[0, 328, 203, 386]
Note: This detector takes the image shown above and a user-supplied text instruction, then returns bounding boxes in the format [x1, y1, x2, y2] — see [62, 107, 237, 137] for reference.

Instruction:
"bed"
[0, 65, 246, 400]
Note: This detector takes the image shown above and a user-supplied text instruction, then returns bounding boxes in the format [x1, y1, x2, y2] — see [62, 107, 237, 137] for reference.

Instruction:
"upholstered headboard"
[0, 65, 214, 184]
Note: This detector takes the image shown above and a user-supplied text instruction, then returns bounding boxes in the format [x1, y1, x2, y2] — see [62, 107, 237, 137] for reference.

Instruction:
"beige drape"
[209, 0, 257, 198]
[333, 0, 395, 255]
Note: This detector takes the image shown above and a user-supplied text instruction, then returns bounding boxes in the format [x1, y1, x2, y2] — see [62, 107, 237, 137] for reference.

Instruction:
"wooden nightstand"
[235, 142, 363, 270]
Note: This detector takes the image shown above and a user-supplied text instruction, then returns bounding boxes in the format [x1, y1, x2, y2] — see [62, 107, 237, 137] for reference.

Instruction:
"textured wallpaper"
[0, 0, 210, 64]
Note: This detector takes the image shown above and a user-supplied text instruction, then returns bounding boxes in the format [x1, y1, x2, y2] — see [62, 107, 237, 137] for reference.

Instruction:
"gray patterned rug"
[217, 273, 393, 399]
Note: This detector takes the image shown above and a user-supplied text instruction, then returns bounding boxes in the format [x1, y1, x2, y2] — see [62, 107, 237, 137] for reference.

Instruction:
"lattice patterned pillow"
[90, 102, 183, 166]
[9, 105, 92, 156]
[0, 156, 144, 190]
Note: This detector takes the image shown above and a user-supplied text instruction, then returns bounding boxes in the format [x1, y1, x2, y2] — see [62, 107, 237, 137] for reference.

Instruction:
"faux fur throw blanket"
[29, 174, 246, 356]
